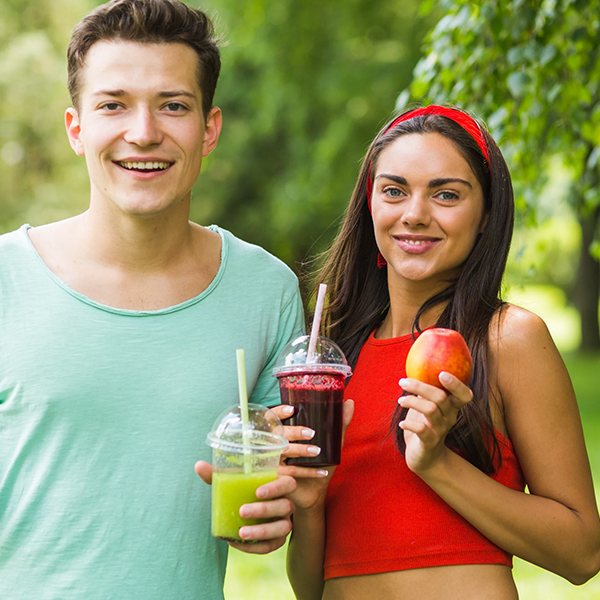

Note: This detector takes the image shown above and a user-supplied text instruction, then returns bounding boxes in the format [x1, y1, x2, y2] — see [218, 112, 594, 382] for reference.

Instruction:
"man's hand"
[194, 461, 297, 554]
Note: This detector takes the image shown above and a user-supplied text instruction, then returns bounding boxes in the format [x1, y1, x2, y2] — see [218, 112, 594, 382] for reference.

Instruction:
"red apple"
[405, 328, 473, 388]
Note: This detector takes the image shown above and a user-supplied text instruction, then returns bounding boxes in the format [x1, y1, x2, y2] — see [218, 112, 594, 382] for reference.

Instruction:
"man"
[0, 1, 306, 598]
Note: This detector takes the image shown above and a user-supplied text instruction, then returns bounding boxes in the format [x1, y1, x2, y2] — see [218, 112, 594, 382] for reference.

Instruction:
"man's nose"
[123, 108, 163, 147]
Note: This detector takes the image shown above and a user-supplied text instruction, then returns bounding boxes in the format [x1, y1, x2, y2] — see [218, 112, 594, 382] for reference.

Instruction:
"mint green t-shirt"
[0, 224, 305, 600]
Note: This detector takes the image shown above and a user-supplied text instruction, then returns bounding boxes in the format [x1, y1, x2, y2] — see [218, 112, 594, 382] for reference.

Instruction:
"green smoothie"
[211, 469, 278, 542]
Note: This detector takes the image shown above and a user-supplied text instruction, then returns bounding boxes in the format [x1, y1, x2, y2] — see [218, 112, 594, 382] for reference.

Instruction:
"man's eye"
[101, 103, 121, 111]
[165, 102, 186, 112]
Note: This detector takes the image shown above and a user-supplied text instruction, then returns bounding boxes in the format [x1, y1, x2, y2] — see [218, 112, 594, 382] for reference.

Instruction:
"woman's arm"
[399, 305, 600, 584]
[284, 400, 355, 600]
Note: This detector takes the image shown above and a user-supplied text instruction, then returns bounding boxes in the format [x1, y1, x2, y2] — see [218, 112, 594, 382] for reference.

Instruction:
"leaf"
[506, 71, 530, 97]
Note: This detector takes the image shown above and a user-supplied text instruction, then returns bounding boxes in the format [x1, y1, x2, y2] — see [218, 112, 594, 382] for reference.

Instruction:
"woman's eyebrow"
[375, 174, 473, 189]
[428, 177, 472, 188]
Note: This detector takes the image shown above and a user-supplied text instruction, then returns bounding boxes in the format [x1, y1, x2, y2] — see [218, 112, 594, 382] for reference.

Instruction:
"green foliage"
[0, 0, 98, 233]
[0, 0, 432, 278]
[193, 0, 433, 270]
[404, 0, 600, 347]
[405, 0, 600, 216]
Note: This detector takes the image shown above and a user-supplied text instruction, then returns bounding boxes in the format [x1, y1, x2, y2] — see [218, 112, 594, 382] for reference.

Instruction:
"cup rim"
[206, 430, 288, 453]
[272, 363, 352, 377]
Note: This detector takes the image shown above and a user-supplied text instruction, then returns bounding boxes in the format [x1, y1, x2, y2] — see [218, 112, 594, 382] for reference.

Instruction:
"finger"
[238, 517, 292, 544]
[254, 474, 296, 499]
[438, 372, 473, 407]
[269, 404, 295, 420]
[278, 464, 329, 479]
[281, 441, 322, 460]
[399, 377, 448, 403]
[228, 535, 287, 554]
[399, 394, 443, 425]
[239, 497, 295, 521]
[194, 460, 213, 485]
[399, 414, 437, 443]
[282, 424, 316, 443]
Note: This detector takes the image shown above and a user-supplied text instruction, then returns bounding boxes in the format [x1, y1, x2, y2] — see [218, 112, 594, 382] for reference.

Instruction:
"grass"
[224, 288, 600, 599]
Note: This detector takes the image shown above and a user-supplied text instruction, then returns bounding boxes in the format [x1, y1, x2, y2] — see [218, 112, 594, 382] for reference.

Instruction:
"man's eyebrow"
[92, 89, 126, 97]
[91, 90, 197, 99]
[375, 174, 472, 188]
[158, 91, 197, 99]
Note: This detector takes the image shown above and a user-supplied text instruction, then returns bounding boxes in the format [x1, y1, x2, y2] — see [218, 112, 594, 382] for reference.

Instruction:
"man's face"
[65, 40, 221, 220]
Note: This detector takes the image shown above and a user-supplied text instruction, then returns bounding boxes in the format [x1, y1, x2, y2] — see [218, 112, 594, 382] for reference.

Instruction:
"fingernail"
[239, 505, 251, 518]
[239, 527, 250, 539]
[399, 378, 408, 387]
[282, 405, 294, 415]
[307, 446, 321, 456]
[439, 371, 452, 384]
[302, 428, 315, 439]
[398, 397, 404, 405]
[317, 469, 329, 477]
[255, 486, 267, 499]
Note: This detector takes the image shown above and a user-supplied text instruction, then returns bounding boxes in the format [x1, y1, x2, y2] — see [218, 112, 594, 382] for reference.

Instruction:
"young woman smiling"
[284, 106, 600, 600]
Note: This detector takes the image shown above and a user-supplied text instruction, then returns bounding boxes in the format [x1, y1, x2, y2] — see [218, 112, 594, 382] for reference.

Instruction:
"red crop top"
[324, 331, 525, 580]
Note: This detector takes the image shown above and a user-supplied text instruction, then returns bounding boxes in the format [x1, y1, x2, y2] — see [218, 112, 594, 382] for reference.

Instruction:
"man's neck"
[27, 208, 222, 311]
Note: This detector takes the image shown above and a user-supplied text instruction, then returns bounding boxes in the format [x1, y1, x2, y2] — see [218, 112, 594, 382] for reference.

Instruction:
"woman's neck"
[376, 274, 450, 339]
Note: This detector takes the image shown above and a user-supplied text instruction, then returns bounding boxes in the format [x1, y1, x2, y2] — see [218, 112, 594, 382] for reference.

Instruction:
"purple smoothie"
[277, 372, 345, 467]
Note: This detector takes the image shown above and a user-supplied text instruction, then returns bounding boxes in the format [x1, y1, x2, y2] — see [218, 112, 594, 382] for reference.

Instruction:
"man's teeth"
[119, 161, 170, 170]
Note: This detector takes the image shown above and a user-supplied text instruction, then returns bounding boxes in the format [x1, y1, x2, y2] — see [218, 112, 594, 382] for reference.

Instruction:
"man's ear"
[65, 107, 85, 156]
[202, 106, 222, 157]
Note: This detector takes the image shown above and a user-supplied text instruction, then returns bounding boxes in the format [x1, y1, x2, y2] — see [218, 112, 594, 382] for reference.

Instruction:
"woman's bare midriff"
[322, 564, 519, 600]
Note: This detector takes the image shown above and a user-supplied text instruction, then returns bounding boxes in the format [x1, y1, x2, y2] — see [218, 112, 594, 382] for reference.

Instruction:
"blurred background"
[0, 0, 598, 597]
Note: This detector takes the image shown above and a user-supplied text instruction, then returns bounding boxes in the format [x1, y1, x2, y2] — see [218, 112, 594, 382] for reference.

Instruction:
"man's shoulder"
[0, 225, 28, 254]
[218, 227, 298, 284]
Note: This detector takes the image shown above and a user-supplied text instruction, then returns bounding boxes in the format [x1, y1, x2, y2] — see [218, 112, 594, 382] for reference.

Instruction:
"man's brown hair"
[67, 0, 221, 118]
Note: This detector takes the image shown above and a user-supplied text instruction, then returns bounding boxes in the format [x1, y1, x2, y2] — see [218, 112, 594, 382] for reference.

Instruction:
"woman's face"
[370, 132, 486, 292]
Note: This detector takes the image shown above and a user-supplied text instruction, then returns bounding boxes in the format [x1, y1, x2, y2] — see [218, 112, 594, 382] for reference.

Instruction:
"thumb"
[194, 460, 213, 485]
[341, 399, 355, 447]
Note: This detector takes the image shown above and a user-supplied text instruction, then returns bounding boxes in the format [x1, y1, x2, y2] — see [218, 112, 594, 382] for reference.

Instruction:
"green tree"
[402, 0, 600, 349]
[195, 0, 432, 281]
[0, 0, 97, 233]
[0, 0, 432, 296]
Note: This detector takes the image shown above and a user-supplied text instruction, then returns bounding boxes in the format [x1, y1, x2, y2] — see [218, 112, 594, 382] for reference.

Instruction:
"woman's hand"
[398, 372, 472, 474]
[271, 400, 355, 512]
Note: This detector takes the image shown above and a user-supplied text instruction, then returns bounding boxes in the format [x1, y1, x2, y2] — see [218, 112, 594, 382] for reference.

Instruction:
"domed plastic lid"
[272, 334, 352, 377]
[206, 403, 288, 453]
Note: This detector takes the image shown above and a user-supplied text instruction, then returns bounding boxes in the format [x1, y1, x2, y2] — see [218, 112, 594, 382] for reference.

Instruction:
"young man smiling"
[0, 1, 306, 598]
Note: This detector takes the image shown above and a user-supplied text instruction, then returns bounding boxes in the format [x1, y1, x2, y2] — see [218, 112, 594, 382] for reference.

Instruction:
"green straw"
[236, 349, 252, 474]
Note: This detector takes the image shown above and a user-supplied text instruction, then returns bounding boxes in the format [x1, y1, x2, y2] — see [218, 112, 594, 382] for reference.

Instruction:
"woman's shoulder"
[488, 302, 554, 355]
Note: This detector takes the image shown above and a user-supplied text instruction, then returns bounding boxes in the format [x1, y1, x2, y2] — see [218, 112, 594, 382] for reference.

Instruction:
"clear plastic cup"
[206, 404, 288, 542]
[272, 335, 352, 467]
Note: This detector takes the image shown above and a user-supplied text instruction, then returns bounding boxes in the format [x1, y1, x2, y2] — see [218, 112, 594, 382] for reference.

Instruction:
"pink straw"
[307, 283, 327, 363]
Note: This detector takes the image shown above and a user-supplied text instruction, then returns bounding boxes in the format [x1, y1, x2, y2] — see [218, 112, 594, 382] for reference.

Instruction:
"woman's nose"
[401, 194, 431, 227]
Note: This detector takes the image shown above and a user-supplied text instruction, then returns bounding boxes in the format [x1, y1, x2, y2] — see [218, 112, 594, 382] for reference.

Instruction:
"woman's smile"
[370, 132, 486, 289]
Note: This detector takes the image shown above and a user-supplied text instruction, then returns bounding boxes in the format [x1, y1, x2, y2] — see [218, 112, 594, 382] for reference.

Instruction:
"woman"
[283, 105, 600, 599]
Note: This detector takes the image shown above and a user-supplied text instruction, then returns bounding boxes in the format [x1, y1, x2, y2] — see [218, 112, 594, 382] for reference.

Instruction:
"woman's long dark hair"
[312, 109, 514, 474]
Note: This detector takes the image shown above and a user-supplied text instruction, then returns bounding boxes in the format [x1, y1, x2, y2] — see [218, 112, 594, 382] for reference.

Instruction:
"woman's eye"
[383, 187, 403, 198]
[437, 191, 459, 201]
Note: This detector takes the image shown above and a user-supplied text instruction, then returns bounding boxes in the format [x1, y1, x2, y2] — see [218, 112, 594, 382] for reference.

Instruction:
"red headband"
[366, 105, 490, 210]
